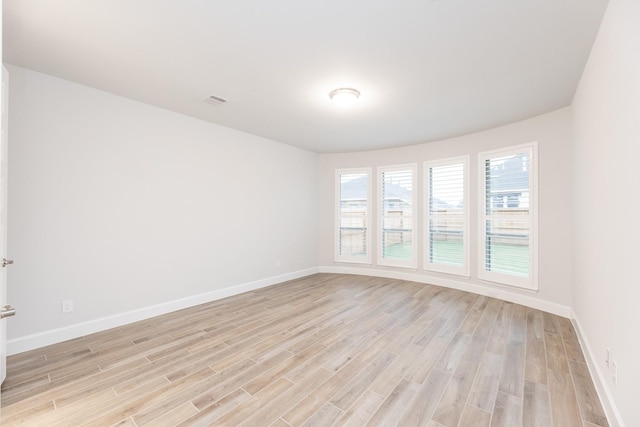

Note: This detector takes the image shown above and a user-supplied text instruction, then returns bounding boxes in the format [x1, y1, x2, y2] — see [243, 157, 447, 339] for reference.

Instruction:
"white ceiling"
[3, 0, 608, 153]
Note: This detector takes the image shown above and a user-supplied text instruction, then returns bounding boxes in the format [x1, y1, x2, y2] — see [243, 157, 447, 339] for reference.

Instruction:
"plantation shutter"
[425, 158, 468, 275]
[378, 165, 416, 268]
[336, 169, 370, 263]
[480, 144, 537, 289]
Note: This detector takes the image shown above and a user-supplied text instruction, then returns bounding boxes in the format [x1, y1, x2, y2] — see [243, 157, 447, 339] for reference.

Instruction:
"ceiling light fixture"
[329, 88, 360, 107]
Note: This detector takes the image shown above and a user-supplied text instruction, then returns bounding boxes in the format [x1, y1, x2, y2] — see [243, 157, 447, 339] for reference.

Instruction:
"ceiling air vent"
[203, 94, 228, 105]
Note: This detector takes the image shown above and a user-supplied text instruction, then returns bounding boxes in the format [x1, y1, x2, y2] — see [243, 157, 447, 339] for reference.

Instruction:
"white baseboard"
[571, 312, 624, 427]
[318, 265, 572, 318]
[7, 267, 319, 355]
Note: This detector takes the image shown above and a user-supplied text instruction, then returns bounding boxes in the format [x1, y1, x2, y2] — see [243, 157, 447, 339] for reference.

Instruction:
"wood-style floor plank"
[1, 273, 608, 426]
[459, 405, 491, 427]
[569, 361, 609, 427]
[547, 369, 582, 427]
[333, 390, 384, 427]
[522, 380, 552, 427]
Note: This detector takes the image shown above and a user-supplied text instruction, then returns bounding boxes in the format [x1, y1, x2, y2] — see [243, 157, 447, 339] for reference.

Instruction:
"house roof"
[487, 154, 530, 192]
[341, 175, 416, 205]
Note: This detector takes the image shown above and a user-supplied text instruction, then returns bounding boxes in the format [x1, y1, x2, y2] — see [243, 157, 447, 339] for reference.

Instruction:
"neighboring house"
[341, 175, 414, 211]
[486, 154, 530, 208]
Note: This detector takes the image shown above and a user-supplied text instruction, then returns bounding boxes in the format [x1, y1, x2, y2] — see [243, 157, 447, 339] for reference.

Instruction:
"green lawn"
[384, 240, 529, 276]
[427, 240, 464, 266]
[484, 243, 529, 276]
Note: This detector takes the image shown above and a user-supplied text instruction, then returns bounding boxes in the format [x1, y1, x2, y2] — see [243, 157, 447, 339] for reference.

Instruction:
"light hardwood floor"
[1, 274, 608, 426]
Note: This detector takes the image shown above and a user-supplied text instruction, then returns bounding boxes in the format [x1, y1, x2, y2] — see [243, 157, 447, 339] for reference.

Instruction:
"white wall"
[572, 0, 640, 424]
[318, 108, 573, 313]
[6, 65, 318, 352]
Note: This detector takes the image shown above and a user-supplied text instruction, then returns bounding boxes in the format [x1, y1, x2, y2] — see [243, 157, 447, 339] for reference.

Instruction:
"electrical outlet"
[612, 360, 618, 385]
[62, 299, 74, 314]
[606, 348, 611, 369]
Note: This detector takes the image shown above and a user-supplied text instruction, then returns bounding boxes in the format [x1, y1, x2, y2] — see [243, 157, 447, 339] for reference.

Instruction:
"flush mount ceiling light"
[329, 88, 360, 107]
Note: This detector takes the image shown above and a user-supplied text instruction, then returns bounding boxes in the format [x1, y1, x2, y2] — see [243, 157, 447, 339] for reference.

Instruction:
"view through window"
[479, 143, 537, 289]
[425, 158, 468, 275]
[336, 169, 370, 263]
[379, 164, 416, 268]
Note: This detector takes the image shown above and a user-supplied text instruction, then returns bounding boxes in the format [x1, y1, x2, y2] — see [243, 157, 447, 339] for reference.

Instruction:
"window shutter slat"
[378, 165, 417, 268]
[336, 169, 371, 264]
[479, 143, 537, 289]
[425, 158, 468, 275]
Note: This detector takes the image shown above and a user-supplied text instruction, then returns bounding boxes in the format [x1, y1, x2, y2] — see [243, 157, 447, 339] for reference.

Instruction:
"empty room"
[0, 0, 637, 426]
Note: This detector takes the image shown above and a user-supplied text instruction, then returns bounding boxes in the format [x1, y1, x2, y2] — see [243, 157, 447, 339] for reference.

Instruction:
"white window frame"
[478, 142, 538, 290]
[424, 156, 470, 276]
[335, 168, 372, 264]
[377, 163, 417, 269]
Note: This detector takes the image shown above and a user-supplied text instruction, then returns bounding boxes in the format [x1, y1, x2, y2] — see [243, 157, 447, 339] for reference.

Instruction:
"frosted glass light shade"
[329, 88, 360, 107]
